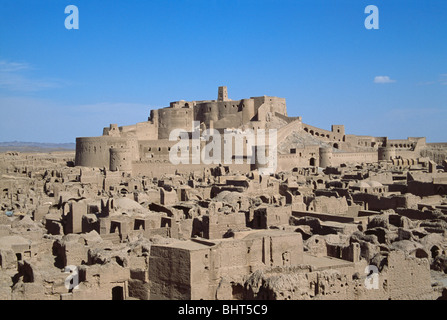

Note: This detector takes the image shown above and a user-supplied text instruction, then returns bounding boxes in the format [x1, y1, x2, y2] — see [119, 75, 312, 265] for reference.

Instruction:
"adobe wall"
[330, 151, 378, 166]
[386, 250, 433, 299]
[131, 161, 251, 177]
[422, 143, 447, 165]
[189, 247, 214, 300]
[302, 123, 345, 145]
[252, 96, 287, 118]
[276, 119, 303, 144]
[122, 121, 158, 140]
[378, 138, 427, 161]
[103, 121, 158, 140]
[307, 196, 349, 214]
[277, 146, 319, 171]
[75, 136, 138, 169]
[109, 148, 132, 172]
[203, 212, 246, 239]
[244, 251, 433, 300]
[157, 107, 194, 140]
[138, 140, 178, 163]
[351, 193, 419, 211]
[253, 206, 292, 229]
[209, 232, 304, 284]
[378, 147, 397, 161]
[149, 245, 192, 300]
[149, 231, 304, 300]
[345, 135, 385, 149]
[194, 100, 247, 130]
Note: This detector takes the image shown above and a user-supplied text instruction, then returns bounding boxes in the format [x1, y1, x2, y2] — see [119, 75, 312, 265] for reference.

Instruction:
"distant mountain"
[0, 141, 75, 153]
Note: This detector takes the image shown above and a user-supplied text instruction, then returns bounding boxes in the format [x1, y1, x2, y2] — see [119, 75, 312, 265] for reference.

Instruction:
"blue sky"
[0, 0, 446, 143]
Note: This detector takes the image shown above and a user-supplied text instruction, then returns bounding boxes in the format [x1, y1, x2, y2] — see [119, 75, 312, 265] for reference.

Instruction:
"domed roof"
[353, 181, 370, 188]
[367, 180, 383, 187]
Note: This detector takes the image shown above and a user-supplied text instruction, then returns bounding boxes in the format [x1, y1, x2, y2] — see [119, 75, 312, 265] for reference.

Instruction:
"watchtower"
[218, 86, 229, 101]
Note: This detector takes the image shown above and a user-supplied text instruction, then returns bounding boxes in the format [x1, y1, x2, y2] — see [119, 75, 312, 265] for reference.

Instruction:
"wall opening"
[231, 283, 244, 300]
[431, 246, 441, 259]
[112, 286, 124, 300]
[134, 220, 144, 230]
[415, 248, 428, 259]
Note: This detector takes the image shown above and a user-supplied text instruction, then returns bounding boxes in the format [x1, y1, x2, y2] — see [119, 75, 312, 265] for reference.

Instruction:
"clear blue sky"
[0, 0, 446, 143]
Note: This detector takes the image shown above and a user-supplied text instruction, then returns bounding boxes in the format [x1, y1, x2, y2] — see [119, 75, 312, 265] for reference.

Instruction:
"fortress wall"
[345, 135, 386, 149]
[105, 122, 158, 141]
[388, 139, 418, 148]
[133, 122, 158, 140]
[241, 99, 256, 124]
[244, 120, 266, 131]
[426, 143, 447, 148]
[110, 148, 132, 172]
[277, 119, 303, 144]
[378, 147, 420, 161]
[319, 147, 332, 168]
[330, 152, 378, 166]
[194, 102, 219, 125]
[382, 138, 426, 152]
[75, 136, 136, 168]
[252, 96, 287, 117]
[421, 143, 447, 164]
[277, 146, 319, 171]
[195, 101, 246, 130]
[139, 140, 178, 162]
[302, 122, 344, 143]
[139, 136, 263, 169]
[269, 97, 287, 116]
[274, 112, 300, 124]
[395, 149, 421, 159]
[252, 97, 287, 125]
[131, 161, 251, 177]
[255, 100, 267, 123]
[158, 107, 194, 140]
[378, 147, 396, 161]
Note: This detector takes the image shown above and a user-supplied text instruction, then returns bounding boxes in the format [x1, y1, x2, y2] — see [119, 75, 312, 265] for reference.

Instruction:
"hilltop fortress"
[75, 87, 445, 175]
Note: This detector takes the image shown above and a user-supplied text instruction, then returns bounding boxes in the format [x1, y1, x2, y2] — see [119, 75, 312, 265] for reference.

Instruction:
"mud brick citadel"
[75, 87, 443, 176]
[1, 87, 447, 300]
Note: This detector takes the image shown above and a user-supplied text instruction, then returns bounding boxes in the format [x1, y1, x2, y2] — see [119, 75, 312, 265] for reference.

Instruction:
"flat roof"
[302, 253, 354, 271]
[153, 239, 215, 251]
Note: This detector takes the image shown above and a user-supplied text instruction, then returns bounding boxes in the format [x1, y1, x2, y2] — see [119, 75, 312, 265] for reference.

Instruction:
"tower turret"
[218, 86, 229, 101]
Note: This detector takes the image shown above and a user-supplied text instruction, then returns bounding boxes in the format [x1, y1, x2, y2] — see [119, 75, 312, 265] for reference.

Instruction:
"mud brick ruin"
[1, 87, 447, 300]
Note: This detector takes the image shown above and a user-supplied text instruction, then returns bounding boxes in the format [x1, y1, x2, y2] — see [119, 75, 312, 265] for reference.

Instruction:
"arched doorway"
[431, 246, 441, 259]
[112, 286, 124, 300]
